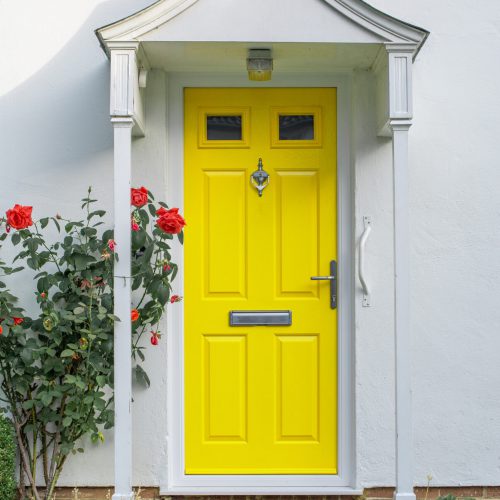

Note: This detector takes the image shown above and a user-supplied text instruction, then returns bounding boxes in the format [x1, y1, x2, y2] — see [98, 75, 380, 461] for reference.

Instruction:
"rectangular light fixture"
[247, 49, 273, 81]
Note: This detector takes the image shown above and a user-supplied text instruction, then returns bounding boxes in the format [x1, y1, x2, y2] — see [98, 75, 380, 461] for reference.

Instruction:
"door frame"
[161, 72, 357, 495]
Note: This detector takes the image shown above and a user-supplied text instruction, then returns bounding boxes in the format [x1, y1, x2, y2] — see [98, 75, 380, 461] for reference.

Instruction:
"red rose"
[131, 187, 148, 207]
[131, 309, 140, 322]
[170, 295, 182, 304]
[131, 220, 140, 232]
[6, 204, 33, 230]
[12, 317, 23, 325]
[107, 239, 116, 251]
[156, 207, 186, 235]
[0, 325, 3, 335]
[150, 332, 159, 346]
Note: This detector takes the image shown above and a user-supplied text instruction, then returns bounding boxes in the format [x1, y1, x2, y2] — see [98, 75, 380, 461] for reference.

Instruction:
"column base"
[112, 493, 135, 500]
[394, 492, 416, 500]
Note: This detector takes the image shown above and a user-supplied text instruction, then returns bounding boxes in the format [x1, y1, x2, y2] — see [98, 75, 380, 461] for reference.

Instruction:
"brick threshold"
[39, 486, 500, 500]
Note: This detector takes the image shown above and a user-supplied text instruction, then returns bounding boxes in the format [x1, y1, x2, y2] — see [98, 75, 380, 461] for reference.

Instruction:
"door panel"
[184, 88, 337, 475]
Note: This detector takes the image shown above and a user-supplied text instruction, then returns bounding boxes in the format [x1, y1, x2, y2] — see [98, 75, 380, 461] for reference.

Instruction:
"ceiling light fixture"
[247, 49, 273, 81]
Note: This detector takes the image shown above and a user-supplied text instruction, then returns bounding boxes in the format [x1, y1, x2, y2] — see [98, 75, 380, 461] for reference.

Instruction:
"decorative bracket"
[374, 44, 415, 137]
[109, 41, 145, 137]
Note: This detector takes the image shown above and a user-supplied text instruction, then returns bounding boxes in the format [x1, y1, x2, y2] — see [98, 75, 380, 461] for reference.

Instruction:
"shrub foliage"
[0, 415, 16, 500]
[0, 188, 184, 500]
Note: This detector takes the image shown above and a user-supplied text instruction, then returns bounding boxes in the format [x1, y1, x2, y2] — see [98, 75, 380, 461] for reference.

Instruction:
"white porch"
[95, 1, 428, 498]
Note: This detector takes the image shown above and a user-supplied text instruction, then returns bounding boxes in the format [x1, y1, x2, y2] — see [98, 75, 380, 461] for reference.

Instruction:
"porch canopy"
[95, 1, 428, 499]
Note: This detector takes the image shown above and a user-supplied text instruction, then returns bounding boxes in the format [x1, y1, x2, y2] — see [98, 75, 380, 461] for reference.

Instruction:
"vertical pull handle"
[310, 260, 337, 309]
[359, 216, 372, 307]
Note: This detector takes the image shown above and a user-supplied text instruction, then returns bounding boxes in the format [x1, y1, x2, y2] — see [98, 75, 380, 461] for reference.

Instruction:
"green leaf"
[63, 416, 72, 427]
[148, 203, 157, 216]
[132, 274, 142, 291]
[135, 365, 150, 387]
[52, 217, 61, 232]
[171, 263, 178, 282]
[26, 256, 39, 270]
[73, 306, 85, 315]
[21, 348, 33, 364]
[37, 276, 49, 293]
[22, 400, 35, 410]
[61, 349, 74, 358]
[81, 227, 97, 238]
[40, 217, 49, 229]
[72, 253, 95, 270]
[94, 398, 105, 410]
[138, 208, 149, 224]
[102, 229, 114, 243]
[27, 238, 39, 253]
[177, 231, 184, 244]
[88, 210, 106, 219]
[11, 232, 21, 245]
[40, 392, 53, 406]
[156, 283, 170, 306]
[132, 228, 146, 249]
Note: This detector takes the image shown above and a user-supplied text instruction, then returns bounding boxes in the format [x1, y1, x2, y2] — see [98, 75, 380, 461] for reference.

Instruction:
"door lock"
[310, 260, 337, 309]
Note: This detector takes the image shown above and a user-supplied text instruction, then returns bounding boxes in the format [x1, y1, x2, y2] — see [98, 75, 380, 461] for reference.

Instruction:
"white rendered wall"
[1, 0, 500, 489]
[368, 0, 500, 487]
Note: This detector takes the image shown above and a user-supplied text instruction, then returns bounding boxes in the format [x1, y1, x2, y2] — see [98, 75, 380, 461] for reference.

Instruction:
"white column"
[387, 45, 416, 500]
[391, 120, 415, 500]
[112, 117, 134, 500]
[109, 43, 138, 500]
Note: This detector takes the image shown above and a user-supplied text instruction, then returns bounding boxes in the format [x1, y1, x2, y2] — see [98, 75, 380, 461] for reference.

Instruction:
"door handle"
[310, 260, 337, 309]
[359, 215, 372, 307]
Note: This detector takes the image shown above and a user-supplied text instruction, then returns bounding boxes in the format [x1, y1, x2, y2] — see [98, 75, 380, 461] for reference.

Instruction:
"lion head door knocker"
[250, 158, 270, 197]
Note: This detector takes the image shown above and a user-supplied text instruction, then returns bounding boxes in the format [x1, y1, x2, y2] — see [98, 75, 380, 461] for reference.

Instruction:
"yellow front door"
[184, 88, 337, 475]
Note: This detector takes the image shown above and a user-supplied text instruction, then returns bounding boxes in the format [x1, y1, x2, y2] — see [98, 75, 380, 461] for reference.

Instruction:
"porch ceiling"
[141, 41, 381, 73]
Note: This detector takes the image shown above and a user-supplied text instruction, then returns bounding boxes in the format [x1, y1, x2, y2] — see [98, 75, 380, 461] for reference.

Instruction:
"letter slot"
[229, 310, 292, 326]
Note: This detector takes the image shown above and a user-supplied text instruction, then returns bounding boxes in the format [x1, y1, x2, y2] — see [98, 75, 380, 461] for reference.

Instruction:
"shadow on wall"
[0, 0, 153, 175]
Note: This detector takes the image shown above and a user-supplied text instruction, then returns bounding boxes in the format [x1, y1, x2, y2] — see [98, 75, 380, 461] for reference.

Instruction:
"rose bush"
[0, 187, 184, 500]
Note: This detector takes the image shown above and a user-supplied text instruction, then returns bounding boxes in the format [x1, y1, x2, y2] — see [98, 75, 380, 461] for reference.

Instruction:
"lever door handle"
[310, 260, 337, 309]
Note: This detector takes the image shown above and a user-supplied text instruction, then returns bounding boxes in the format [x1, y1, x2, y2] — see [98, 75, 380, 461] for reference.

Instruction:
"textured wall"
[1, 0, 500, 489]
[369, 0, 500, 487]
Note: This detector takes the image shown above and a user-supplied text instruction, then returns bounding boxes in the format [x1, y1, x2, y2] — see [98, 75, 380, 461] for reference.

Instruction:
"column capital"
[107, 41, 140, 52]
[111, 117, 134, 128]
[385, 43, 418, 55]
[389, 119, 412, 132]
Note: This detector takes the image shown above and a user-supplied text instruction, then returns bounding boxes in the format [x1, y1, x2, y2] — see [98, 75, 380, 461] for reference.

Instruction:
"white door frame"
[161, 72, 358, 496]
